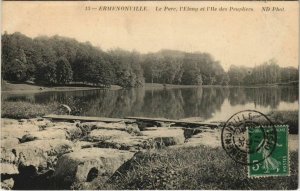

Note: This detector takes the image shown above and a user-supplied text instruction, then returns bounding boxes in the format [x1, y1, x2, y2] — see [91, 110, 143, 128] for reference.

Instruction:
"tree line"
[228, 59, 298, 86]
[1, 32, 298, 87]
[2, 32, 144, 87]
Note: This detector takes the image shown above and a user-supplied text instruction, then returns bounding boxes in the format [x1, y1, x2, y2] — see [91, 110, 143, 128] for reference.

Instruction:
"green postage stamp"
[248, 125, 289, 177]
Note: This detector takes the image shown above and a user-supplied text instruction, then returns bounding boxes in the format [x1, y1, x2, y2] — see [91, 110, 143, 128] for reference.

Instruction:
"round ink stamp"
[221, 110, 277, 165]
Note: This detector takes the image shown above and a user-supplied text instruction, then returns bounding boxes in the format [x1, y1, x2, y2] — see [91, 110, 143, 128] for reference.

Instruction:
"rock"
[1, 123, 39, 140]
[73, 141, 95, 150]
[20, 129, 67, 142]
[52, 123, 82, 140]
[1, 138, 20, 148]
[183, 129, 220, 148]
[53, 148, 134, 189]
[78, 122, 126, 132]
[87, 129, 132, 142]
[18, 119, 27, 123]
[86, 129, 158, 151]
[86, 128, 185, 151]
[2, 118, 19, 126]
[1, 178, 14, 190]
[1, 140, 73, 171]
[19, 123, 82, 142]
[94, 136, 155, 151]
[1, 163, 19, 175]
[183, 128, 202, 139]
[142, 127, 185, 147]
[19, 134, 37, 143]
[125, 123, 141, 136]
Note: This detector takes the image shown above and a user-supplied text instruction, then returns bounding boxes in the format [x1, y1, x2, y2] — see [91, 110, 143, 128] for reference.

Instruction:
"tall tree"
[56, 57, 73, 84]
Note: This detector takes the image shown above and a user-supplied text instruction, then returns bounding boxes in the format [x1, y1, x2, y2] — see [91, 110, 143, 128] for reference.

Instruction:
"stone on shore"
[1, 138, 20, 148]
[142, 127, 185, 146]
[53, 148, 134, 188]
[18, 123, 82, 143]
[1, 178, 14, 190]
[20, 129, 67, 143]
[78, 122, 126, 131]
[87, 129, 132, 142]
[51, 123, 82, 140]
[1, 139, 73, 171]
[1, 163, 19, 175]
[183, 128, 221, 148]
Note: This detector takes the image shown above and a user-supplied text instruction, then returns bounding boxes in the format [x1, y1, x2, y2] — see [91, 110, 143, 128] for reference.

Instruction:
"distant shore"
[2, 81, 298, 94]
[1, 81, 122, 93]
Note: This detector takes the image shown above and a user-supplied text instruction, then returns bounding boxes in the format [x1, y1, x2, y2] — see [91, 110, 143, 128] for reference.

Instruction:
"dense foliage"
[142, 50, 228, 85]
[1, 32, 144, 87]
[1, 32, 298, 87]
[228, 59, 298, 85]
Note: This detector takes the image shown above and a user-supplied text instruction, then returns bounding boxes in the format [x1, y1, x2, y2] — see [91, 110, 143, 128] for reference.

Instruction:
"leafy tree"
[5, 58, 28, 82]
[56, 57, 73, 84]
[35, 62, 57, 85]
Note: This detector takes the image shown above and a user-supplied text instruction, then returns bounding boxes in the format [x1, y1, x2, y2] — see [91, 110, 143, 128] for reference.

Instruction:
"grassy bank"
[1, 101, 59, 119]
[268, 110, 299, 134]
[89, 146, 298, 190]
[1, 81, 121, 93]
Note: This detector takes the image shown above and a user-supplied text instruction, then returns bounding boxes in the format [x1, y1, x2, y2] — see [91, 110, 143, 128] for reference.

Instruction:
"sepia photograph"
[1, 1, 299, 190]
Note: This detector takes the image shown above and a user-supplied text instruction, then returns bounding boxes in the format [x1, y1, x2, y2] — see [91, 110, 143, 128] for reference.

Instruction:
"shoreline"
[1, 82, 122, 94]
[1, 117, 297, 189]
[2, 81, 298, 93]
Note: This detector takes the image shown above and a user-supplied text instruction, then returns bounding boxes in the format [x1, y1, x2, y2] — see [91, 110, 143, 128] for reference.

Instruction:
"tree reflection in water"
[2, 86, 298, 120]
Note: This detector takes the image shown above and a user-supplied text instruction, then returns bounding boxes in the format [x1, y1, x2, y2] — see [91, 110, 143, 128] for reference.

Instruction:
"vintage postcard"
[1, 1, 298, 190]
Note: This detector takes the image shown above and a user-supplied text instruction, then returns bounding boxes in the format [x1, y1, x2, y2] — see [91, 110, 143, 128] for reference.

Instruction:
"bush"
[1, 101, 58, 119]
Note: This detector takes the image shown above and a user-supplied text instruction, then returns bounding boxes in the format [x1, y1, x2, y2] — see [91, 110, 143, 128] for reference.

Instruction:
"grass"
[99, 146, 298, 190]
[268, 110, 298, 134]
[1, 101, 59, 119]
[1, 80, 121, 93]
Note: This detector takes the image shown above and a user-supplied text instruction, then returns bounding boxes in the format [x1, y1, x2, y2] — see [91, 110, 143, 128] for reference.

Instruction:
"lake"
[2, 86, 298, 122]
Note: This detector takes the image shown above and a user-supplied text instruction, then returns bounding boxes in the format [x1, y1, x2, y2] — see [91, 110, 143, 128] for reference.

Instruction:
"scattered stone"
[183, 129, 221, 148]
[1, 178, 14, 190]
[78, 122, 126, 131]
[87, 129, 132, 142]
[73, 141, 95, 150]
[182, 128, 202, 139]
[0, 116, 226, 190]
[1, 123, 39, 139]
[52, 123, 82, 140]
[142, 127, 185, 147]
[1, 163, 19, 175]
[53, 148, 134, 189]
[20, 129, 67, 142]
[19, 134, 37, 143]
[92, 136, 154, 151]
[1, 138, 20, 148]
[125, 123, 141, 136]
[18, 119, 27, 123]
[1, 139, 73, 171]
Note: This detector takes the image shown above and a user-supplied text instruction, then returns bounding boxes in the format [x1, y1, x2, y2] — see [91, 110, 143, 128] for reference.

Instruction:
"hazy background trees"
[1, 32, 298, 87]
[141, 50, 229, 85]
[227, 59, 298, 85]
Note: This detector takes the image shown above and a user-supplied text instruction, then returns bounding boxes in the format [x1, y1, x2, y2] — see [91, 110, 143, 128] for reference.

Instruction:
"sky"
[2, 1, 299, 71]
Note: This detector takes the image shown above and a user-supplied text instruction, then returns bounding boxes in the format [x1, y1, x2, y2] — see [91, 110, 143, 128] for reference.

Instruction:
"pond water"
[2, 86, 298, 121]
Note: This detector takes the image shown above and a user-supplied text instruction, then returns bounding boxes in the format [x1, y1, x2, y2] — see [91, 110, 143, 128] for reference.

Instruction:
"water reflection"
[2, 86, 298, 120]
